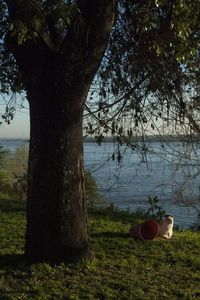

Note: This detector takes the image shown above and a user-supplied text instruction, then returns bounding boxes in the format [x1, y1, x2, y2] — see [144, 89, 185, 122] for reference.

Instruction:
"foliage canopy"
[87, 0, 200, 143]
[0, 0, 200, 139]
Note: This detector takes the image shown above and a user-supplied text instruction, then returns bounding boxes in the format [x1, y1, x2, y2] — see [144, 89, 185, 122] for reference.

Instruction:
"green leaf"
[66, 17, 71, 25]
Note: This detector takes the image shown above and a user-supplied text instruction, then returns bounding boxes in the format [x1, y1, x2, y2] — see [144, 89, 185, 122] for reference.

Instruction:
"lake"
[1, 138, 200, 229]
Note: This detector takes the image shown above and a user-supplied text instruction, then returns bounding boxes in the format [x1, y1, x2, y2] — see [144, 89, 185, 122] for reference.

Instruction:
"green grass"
[0, 200, 200, 299]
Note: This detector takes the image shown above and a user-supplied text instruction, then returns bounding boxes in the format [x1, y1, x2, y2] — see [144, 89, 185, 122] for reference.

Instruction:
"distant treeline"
[84, 135, 200, 143]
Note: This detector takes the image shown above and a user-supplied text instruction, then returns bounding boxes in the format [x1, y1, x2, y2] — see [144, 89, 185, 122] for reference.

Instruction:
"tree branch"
[61, 0, 116, 82]
[5, 0, 58, 52]
[4, 0, 20, 19]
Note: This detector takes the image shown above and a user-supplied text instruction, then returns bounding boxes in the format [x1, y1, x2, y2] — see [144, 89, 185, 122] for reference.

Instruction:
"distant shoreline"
[0, 138, 29, 141]
[83, 135, 200, 143]
[0, 135, 199, 143]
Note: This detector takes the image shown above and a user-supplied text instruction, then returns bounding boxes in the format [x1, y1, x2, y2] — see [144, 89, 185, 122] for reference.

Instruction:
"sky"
[0, 99, 171, 139]
[0, 100, 30, 139]
[0, 93, 178, 139]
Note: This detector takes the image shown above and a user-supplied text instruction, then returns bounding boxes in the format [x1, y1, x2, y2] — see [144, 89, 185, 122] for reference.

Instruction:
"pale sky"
[0, 94, 178, 139]
[0, 101, 171, 139]
[0, 101, 30, 139]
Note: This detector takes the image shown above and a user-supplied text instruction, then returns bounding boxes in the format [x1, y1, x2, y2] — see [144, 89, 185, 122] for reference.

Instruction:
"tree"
[0, 0, 200, 262]
[0, 0, 116, 262]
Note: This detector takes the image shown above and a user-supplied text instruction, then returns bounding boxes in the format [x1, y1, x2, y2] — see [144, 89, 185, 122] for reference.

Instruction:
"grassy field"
[0, 200, 200, 299]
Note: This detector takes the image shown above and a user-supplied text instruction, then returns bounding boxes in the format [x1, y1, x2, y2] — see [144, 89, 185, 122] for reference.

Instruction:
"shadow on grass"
[91, 232, 129, 239]
[88, 206, 147, 224]
[0, 199, 26, 213]
[0, 253, 29, 270]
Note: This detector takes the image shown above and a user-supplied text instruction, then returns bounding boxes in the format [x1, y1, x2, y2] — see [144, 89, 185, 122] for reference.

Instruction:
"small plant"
[4, 144, 29, 200]
[85, 171, 102, 207]
[0, 145, 10, 198]
[146, 196, 166, 223]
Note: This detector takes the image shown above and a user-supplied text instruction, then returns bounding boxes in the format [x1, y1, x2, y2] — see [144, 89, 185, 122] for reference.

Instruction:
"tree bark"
[26, 82, 90, 261]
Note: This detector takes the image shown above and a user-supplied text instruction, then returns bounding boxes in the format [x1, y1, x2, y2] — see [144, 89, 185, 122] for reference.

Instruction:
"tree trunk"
[5, 0, 116, 262]
[26, 82, 90, 262]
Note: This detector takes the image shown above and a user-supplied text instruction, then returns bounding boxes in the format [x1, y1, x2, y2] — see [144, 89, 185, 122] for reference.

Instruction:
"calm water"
[1, 138, 200, 229]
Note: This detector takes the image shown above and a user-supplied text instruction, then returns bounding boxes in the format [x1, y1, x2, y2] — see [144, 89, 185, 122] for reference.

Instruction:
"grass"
[0, 200, 200, 299]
